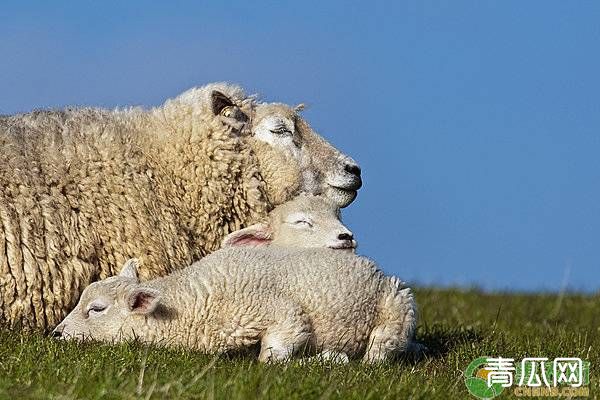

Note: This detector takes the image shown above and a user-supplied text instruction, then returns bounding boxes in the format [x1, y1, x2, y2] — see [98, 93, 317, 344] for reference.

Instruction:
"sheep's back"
[0, 109, 190, 330]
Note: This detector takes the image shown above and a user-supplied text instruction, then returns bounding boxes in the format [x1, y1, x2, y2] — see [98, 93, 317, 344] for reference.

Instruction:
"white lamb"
[53, 249, 419, 363]
[221, 194, 356, 250]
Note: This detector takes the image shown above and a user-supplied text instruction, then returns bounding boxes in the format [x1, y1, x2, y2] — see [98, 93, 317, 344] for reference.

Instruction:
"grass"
[0, 288, 598, 399]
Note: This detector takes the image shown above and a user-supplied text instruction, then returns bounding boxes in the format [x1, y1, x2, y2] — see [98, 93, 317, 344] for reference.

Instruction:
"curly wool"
[58, 248, 418, 363]
[0, 83, 297, 331]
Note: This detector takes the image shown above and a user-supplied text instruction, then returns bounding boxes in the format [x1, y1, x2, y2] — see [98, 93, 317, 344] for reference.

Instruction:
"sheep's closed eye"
[270, 127, 292, 136]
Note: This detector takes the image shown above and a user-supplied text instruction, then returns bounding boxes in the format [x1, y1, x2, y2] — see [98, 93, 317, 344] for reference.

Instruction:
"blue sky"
[1, 1, 599, 292]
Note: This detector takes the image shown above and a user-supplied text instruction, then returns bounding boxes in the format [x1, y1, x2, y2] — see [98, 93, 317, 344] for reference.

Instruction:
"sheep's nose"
[344, 163, 361, 177]
[51, 327, 63, 338]
[338, 232, 353, 241]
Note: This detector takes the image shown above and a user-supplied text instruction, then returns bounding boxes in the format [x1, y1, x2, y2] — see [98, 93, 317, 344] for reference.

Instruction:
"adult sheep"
[0, 82, 362, 331]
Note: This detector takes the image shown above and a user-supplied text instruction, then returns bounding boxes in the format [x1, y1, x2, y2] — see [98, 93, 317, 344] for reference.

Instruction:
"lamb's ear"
[221, 224, 272, 248]
[126, 287, 161, 315]
[119, 258, 139, 281]
[211, 91, 235, 115]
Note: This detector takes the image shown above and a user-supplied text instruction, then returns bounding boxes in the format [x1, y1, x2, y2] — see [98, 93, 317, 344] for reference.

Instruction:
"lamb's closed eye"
[86, 299, 109, 318]
[292, 219, 313, 228]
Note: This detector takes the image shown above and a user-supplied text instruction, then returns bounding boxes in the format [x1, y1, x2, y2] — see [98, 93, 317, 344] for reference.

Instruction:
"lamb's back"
[194, 247, 382, 294]
[191, 247, 385, 353]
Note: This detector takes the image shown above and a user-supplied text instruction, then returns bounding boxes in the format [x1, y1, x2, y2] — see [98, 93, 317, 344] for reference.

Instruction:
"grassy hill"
[1, 288, 597, 399]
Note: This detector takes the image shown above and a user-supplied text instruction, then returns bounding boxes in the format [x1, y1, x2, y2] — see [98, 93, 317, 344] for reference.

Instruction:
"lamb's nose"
[51, 327, 63, 338]
[344, 163, 361, 177]
[338, 232, 353, 241]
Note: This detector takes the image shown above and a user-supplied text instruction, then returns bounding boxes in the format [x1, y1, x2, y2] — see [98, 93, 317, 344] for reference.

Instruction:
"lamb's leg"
[258, 303, 312, 363]
[363, 279, 417, 364]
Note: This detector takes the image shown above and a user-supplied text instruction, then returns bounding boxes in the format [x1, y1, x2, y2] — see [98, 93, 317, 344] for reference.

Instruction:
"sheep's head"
[52, 259, 161, 343]
[247, 103, 362, 208]
[222, 194, 356, 251]
[169, 84, 361, 208]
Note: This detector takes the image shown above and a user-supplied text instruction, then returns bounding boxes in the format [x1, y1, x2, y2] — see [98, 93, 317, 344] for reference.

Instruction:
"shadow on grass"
[397, 325, 485, 364]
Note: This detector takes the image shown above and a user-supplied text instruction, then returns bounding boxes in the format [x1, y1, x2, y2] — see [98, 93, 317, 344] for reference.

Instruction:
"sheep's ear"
[119, 258, 139, 281]
[221, 224, 272, 248]
[126, 287, 161, 315]
[294, 103, 306, 112]
[211, 91, 234, 115]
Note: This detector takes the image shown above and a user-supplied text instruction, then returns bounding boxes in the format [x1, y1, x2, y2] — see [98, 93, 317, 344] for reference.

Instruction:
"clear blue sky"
[1, 1, 599, 292]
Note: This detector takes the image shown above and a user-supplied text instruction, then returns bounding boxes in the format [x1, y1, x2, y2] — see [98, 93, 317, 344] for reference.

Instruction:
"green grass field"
[1, 288, 597, 400]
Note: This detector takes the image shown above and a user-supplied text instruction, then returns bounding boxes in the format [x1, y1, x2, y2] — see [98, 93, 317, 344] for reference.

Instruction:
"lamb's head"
[52, 259, 161, 342]
[222, 194, 356, 250]
[248, 102, 362, 208]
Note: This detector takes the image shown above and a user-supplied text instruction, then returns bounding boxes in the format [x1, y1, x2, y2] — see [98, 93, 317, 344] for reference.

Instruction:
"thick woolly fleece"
[62, 248, 417, 362]
[0, 83, 299, 330]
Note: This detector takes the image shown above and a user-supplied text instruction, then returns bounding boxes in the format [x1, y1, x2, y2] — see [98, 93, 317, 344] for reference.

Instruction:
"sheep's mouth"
[325, 186, 358, 208]
[328, 241, 357, 250]
[328, 176, 362, 192]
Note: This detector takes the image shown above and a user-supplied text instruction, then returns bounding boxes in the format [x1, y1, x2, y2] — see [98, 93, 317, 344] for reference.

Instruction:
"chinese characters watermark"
[464, 356, 590, 398]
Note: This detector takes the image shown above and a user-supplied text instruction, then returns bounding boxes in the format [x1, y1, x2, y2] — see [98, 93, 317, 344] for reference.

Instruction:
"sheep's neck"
[134, 110, 266, 257]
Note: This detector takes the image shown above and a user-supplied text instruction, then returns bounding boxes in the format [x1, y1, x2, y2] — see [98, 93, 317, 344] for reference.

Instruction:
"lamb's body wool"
[56, 248, 418, 363]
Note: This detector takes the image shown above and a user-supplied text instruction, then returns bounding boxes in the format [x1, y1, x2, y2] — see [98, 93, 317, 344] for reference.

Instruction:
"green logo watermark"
[465, 357, 505, 399]
[464, 357, 590, 399]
